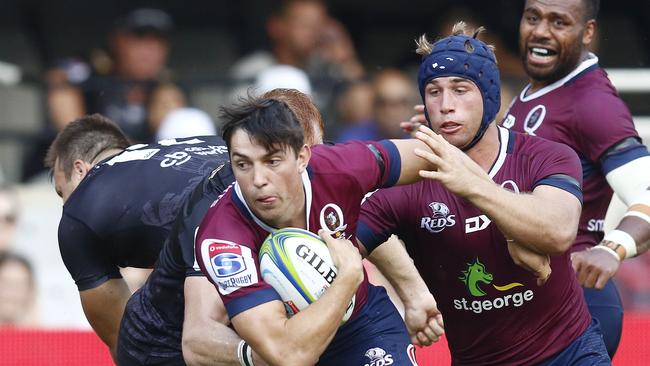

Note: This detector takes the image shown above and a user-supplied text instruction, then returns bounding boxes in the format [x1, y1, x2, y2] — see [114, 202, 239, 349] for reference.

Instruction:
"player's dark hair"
[582, 0, 599, 21]
[220, 96, 305, 157]
[44, 114, 131, 179]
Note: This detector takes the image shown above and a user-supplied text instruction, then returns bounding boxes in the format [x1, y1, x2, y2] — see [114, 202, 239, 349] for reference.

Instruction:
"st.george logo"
[454, 258, 534, 314]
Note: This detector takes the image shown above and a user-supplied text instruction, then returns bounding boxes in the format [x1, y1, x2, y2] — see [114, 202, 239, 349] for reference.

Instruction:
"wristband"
[238, 340, 254, 366]
[603, 229, 637, 258]
[591, 245, 621, 262]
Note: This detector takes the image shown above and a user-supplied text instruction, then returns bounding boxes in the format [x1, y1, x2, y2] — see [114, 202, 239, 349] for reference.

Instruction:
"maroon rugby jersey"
[196, 140, 401, 318]
[504, 55, 640, 251]
[358, 127, 591, 365]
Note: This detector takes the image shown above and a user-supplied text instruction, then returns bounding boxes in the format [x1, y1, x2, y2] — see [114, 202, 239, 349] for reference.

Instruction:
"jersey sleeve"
[58, 213, 122, 291]
[316, 140, 402, 193]
[530, 141, 583, 202]
[357, 185, 414, 254]
[195, 203, 280, 318]
[573, 89, 639, 163]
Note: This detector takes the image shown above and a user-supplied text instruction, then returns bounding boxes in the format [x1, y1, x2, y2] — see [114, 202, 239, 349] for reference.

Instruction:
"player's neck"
[465, 124, 499, 172]
[91, 148, 124, 166]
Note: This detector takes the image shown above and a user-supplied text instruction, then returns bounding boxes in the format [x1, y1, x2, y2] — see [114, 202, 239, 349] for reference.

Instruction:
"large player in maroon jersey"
[359, 23, 610, 365]
[502, 0, 650, 356]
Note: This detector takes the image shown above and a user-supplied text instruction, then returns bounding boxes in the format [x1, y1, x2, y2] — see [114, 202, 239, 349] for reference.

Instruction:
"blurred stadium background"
[0, 0, 648, 364]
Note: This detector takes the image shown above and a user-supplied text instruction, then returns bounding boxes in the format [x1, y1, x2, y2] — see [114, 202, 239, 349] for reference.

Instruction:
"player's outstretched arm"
[364, 235, 444, 346]
[182, 276, 269, 366]
[573, 186, 650, 289]
[230, 231, 363, 366]
[413, 125, 581, 255]
[79, 278, 131, 361]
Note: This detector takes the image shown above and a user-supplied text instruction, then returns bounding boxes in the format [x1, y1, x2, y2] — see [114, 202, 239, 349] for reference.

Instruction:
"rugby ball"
[259, 227, 355, 322]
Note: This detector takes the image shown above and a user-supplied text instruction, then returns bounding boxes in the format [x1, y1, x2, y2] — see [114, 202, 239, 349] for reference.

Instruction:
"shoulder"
[514, 132, 580, 169]
[571, 68, 630, 120]
[197, 189, 255, 244]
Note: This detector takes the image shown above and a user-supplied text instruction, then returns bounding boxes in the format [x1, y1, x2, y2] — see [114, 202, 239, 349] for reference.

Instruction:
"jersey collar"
[232, 169, 313, 233]
[488, 126, 510, 179]
[519, 53, 599, 102]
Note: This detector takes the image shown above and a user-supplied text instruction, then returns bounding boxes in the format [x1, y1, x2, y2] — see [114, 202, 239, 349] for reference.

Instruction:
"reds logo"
[319, 203, 348, 238]
[420, 201, 456, 233]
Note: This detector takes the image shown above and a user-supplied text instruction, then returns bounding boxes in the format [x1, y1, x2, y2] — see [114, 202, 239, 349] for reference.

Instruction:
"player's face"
[53, 158, 86, 204]
[519, 0, 594, 85]
[230, 129, 310, 228]
[424, 77, 483, 149]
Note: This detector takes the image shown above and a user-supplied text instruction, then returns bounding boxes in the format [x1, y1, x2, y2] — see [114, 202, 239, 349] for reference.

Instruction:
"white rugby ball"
[259, 227, 356, 322]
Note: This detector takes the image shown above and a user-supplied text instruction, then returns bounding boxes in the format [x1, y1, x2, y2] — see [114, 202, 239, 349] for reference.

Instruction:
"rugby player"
[194, 95, 445, 365]
[358, 23, 611, 365]
[116, 89, 332, 366]
[502, 0, 650, 356]
[46, 114, 230, 361]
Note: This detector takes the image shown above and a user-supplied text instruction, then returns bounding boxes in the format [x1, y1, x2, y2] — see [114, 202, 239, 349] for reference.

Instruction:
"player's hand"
[403, 292, 444, 346]
[571, 246, 620, 289]
[319, 230, 363, 286]
[400, 104, 427, 137]
[507, 239, 551, 286]
[413, 125, 491, 197]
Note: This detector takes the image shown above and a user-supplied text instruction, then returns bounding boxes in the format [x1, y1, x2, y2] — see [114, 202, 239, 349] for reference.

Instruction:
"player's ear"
[582, 19, 596, 46]
[297, 144, 311, 173]
[72, 159, 91, 180]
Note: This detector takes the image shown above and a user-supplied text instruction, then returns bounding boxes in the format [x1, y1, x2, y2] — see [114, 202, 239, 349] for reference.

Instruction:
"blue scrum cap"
[417, 26, 500, 150]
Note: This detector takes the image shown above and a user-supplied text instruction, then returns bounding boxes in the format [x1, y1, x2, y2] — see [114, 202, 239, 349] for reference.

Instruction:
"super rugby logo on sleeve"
[200, 239, 258, 295]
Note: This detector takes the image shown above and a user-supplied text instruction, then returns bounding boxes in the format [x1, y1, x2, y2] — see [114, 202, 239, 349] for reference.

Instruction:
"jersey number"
[160, 151, 191, 167]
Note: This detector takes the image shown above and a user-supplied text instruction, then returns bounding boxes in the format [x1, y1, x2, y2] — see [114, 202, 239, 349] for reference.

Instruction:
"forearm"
[79, 279, 131, 361]
[467, 181, 580, 255]
[368, 236, 430, 308]
[391, 139, 435, 185]
[182, 320, 243, 366]
[234, 273, 360, 366]
[602, 189, 650, 259]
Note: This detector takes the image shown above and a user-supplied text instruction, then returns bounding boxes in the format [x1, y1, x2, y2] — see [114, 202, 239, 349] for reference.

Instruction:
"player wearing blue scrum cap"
[358, 22, 611, 365]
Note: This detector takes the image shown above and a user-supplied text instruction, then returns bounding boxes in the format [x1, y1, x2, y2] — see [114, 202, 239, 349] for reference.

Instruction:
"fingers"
[570, 251, 581, 273]
[414, 127, 448, 157]
[535, 261, 551, 286]
[414, 104, 425, 113]
[413, 147, 444, 168]
[318, 229, 335, 246]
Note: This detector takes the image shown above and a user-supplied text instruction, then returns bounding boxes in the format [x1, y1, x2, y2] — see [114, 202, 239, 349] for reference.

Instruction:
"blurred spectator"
[335, 80, 374, 128]
[47, 8, 178, 142]
[155, 107, 216, 141]
[147, 83, 187, 136]
[254, 65, 312, 95]
[0, 185, 19, 254]
[309, 17, 365, 83]
[230, 0, 327, 81]
[23, 8, 182, 182]
[336, 69, 418, 142]
[0, 252, 38, 327]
